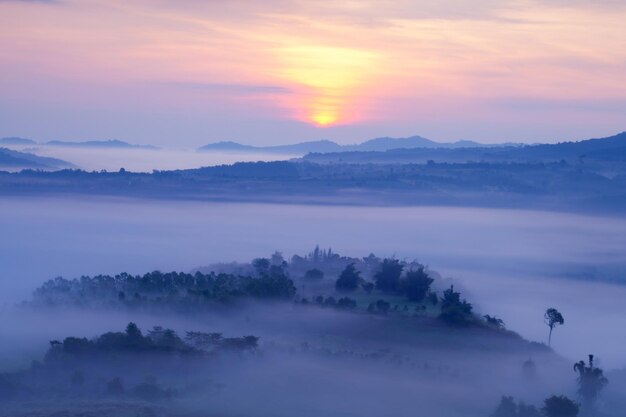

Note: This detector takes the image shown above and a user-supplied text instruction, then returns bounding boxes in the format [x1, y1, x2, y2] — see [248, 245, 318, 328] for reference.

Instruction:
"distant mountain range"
[0, 147, 74, 170]
[0, 137, 158, 149]
[303, 131, 626, 164]
[197, 135, 521, 154]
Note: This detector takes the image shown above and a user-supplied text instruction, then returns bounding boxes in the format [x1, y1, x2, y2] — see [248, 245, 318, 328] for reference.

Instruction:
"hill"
[198, 139, 342, 154]
[0, 148, 74, 170]
[46, 139, 158, 149]
[0, 137, 36, 145]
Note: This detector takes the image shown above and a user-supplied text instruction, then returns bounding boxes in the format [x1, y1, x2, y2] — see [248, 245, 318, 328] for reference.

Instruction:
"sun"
[311, 112, 337, 127]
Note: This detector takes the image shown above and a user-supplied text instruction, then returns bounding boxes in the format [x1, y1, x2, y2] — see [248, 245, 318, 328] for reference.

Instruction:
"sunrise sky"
[1, 0, 625, 146]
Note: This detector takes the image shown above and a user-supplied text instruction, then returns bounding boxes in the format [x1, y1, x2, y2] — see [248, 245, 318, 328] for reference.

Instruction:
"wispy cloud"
[159, 82, 292, 95]
[0, 0, 59, 3]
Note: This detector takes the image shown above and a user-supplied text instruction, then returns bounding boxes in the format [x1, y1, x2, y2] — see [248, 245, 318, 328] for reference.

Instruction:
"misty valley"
[3, 0, 626, 415]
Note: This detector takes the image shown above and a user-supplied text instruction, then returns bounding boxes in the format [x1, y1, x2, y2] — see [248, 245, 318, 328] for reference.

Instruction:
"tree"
[270, 251, 285, 266]
[245, 273, 296, 299]
[335, 263, 361, 292]
[438, 285, 473, 325]
[541, 395, 579, 417]
[573, 354, 608, 409]
[544, 308, 564, 346]
[252, 258, 270, 276]
[304, 268, 324, 280]
[484, 314, 505, 330]
[336, 297, 357, 310]
[126, 322, 141, 337]
[374, 258, 403, 293]
[491, 396, 541, 417]
[400, 267, 433, 301]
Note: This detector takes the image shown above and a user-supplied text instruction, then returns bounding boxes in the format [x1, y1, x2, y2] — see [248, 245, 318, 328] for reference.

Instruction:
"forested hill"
[1, 159, 625, 213]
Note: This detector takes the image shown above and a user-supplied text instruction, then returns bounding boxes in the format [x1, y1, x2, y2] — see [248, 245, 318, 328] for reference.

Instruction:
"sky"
[0, 0, 625, 146]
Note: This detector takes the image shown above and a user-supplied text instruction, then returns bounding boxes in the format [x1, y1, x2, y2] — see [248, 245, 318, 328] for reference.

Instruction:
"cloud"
[158, 82, 292, 95]
[0, 0, 59, 3]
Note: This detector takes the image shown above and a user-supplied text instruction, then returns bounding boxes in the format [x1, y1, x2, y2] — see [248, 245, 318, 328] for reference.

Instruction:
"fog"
[1, 196, 625, 374]
[4, 144, 294, 172]
[0, 301, 572, 417]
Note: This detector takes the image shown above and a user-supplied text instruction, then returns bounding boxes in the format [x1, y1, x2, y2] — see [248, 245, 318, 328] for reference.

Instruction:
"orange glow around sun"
[275, 45, 379, 127]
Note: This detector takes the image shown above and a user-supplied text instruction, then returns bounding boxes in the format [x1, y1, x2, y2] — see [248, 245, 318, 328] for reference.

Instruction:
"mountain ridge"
[197, 135, 517, 154]
[0, 147, 75, 170]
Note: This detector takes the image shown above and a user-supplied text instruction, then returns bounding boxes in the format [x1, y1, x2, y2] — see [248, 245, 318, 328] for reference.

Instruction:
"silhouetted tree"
[544, 308, 564, 346]
[304, 268, 324, 280]
[400, 267, 433, 301]
[361, 282, 374, 294]
[438, 285, 473, 325]
[245, 273, 296, 299]
[374, 258, 403, 292]
[323, 296, 337, 306]
[270, 251, 285, 266]
[125, 322, 142, 339]
[367, 299, 391, 315]
[541, 395, 579, 417]
[491, 396, 541, 417]
[148, 326, 187, 350]
[252, 258, 271, 276]
[336, 297, 357, 310]
[573, 354, 608, 410]
[484, 314, 505, 329]
[185, 331, 223, 350]
[335, 263, 361, 292]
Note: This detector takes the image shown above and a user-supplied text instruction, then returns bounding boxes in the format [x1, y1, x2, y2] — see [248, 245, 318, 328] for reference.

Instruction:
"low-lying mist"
[1, 196, 624, 369]
[3, 144, 294, 172]
[0, 301, 573, 417]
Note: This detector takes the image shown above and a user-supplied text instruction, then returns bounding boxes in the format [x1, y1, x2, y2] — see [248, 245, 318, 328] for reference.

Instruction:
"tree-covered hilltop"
[29, 249, 506, 329]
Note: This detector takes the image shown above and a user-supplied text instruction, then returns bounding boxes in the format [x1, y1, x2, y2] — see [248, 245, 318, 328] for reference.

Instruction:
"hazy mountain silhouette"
[198, 139, 342, 154]
[46, 139, 158, 149]
[303, 131, 626, 163]
[0, 147, 74, 169]
[0, 137, 37, 145]
[197, 136, 510, 154]
[348, 136, 486, 151]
